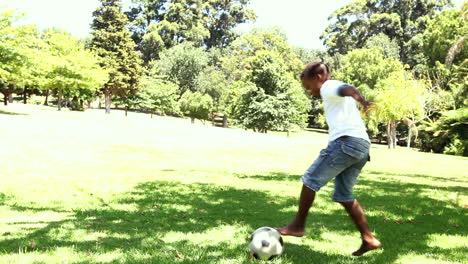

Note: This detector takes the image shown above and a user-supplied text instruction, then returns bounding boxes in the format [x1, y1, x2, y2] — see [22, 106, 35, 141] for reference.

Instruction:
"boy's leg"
[276, 184, 315, 237]
[339, 200, 382, 256]
[277, 142, 343, 237]
[333, 153, 381, 256]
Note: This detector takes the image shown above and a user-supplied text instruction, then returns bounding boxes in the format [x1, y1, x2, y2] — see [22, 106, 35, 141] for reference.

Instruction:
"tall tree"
[43, 29, 108, 111]
[90, 0, 142, 114]
[126, 0, 255, 63]
[373, 73, 427, 149]
[0, 11, 30, 105]
[364, 33, 401, 60]
[222, 28, 304, 82]
[202, 0, 256, 48]
[422, 6, 467, 68]
[157, 42, 209, 96]
[234, 51, 310, 133]
[321, 0, 452, 66]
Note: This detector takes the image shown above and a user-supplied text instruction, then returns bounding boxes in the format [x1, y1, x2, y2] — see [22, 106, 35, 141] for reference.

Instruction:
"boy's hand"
[362, 101, 376, 116]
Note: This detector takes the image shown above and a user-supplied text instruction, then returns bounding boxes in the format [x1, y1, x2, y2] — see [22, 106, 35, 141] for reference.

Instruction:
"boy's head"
[300, 62, 331, 98]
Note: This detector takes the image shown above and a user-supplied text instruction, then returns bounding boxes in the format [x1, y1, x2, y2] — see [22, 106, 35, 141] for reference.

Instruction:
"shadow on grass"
[235, 171, 468, 193]
[0, 109, 28, 115]
[0, 173, 466, 263]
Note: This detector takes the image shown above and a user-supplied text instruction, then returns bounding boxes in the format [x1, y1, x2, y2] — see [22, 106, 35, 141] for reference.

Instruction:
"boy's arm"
[338, 85, 373, 112]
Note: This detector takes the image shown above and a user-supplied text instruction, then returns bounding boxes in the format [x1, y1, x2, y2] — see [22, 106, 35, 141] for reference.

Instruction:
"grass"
[0, 104, 467, 264]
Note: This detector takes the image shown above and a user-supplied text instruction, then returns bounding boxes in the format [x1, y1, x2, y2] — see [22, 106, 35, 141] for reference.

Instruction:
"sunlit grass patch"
[0, 105, 467, 263]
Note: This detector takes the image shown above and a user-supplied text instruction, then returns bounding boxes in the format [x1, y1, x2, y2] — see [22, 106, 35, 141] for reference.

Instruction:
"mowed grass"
[0, 104, 467, 264]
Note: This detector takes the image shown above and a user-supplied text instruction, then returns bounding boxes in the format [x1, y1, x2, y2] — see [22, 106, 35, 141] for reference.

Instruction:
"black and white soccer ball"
[249, 227, 284, 260]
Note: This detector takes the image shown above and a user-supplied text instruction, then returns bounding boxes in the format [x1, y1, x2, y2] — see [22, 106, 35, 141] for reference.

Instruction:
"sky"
[2, 0, 465, 50]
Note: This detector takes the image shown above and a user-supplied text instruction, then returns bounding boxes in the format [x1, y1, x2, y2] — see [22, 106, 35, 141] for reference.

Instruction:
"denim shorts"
[302, 136, 370, 202]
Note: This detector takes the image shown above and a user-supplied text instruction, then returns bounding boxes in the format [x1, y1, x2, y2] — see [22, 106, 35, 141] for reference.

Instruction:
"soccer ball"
[249, 227, 284, 260]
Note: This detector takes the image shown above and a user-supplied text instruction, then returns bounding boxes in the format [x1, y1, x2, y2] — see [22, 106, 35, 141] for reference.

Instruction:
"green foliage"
[203, 0, 256, 48]
[334, 48, 404, 98]
[364, 33, 400, 60]
[43, 29, 107, 98]
[194, 66, 228, 112]
[0, 10, 107, 107]
[0, 11, 46, 104]
[127, 0, 255, 60]
[179, 91, 214, 122]
[373, 73, 427, 122]
[90, 0, 142, 113]
[157, 42, 209, 95]
[233, 51, 310, 133]
[219, 81, 246, 122]
[422, 8, 468, 67]
[419, 108, 468, 156]
[449, 60, 468, 108]
[139, 77, 180, 115]
[222, 28, 304, 81]
[321, 0, 452, 66]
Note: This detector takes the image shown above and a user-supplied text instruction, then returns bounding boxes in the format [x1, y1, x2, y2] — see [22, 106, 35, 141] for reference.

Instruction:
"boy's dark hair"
[300, 62, 329, 80]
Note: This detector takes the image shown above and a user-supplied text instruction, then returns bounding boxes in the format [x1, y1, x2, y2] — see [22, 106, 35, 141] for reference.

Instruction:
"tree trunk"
[8, 93, 13, 104]
[105, 92, 111, 114]
[23, 89, 27, 104]
[222, 115, 228, 128]
[44, 89, 50, 105]
[3, 93, 7, 106]
[407, 125, 412, 149]
[387, 120, 396, 149]
[58, 89, 62, 111]
[125, 106, 128, 117]
[151, 111, 153, 119]
[391, 120, 397, 149]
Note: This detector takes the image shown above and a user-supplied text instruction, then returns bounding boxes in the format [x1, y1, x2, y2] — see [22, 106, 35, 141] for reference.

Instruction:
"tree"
[139, 77, 179, 117]
[179, 91, 213, 123]
[421, 3, 467, 110]
[126, 0, 255, 58]
[234, 51, 310, 133]
[140, 20, 178, 63]
[364, 33, 400, 60]
[334, 48, 404, 97]
[90, 0, 142, 114]
[43, 29, 107, 111]
[222, 28, 304, 81]
[0, 11, 31, 105]
[157, 42, 209, 96]
[372, 72, 427, 149]
[321, 0, 452, 66]
[449, 60, 468, 108]
[195, 66, 227, 109]
[218, 80, 245, 127]
[419, 108, 468, 156]
[202, 0, 256, 48]
[423, 7, 467, 68]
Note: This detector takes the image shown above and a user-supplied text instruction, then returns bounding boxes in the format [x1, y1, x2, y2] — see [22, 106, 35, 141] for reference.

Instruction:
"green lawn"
[1, 104, 467, 264]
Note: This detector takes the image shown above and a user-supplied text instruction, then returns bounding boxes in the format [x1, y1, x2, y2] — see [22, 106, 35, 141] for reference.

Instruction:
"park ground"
[0, 104, 467, 264]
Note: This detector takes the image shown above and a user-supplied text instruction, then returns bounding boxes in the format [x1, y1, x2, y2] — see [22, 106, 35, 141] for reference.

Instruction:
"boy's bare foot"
[352, 238, 382, 256]
[275, 225, 305, 237]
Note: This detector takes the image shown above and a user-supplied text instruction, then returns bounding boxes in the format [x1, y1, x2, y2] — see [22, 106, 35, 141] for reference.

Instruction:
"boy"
[277, 63, 382, 256]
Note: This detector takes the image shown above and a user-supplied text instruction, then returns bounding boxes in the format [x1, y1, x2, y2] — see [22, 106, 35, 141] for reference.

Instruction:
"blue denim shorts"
[302, 136, 370, 202]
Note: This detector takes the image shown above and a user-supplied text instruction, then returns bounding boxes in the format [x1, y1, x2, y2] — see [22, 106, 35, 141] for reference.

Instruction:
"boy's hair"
[300, 62, 330, 80]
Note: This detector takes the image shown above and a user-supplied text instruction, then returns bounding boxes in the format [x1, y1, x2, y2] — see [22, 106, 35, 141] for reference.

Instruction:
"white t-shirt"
[320, 80, 370, 143]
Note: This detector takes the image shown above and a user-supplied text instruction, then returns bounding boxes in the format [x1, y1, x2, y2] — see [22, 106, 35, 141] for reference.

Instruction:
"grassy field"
[1, 104, 467, 264]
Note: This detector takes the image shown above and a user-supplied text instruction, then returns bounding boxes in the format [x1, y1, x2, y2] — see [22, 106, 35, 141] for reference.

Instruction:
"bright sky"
[2, 0, 465, 50]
